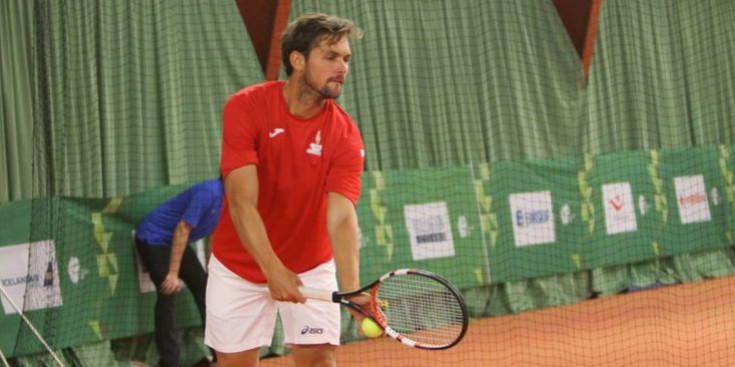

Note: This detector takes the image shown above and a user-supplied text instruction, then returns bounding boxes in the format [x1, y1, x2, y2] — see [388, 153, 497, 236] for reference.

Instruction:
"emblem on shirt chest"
[269, 128, 285, 138]
[306, 130, 323, 156]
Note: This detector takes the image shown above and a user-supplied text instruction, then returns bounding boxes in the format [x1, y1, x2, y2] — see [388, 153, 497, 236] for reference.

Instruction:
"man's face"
[301, 36, 352, 99]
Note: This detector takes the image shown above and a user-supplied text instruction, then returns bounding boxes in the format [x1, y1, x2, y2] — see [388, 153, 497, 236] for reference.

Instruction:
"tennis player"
[205, 13, 366, 367]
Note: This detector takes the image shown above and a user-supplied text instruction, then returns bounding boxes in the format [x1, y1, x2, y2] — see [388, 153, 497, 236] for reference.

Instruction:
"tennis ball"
[361, 318, 383, 338]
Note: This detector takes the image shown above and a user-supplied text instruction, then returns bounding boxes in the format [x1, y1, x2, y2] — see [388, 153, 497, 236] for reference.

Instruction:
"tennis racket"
[299, 268, 469, 350]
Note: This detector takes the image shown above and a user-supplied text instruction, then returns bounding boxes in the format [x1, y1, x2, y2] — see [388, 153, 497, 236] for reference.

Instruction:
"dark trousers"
[135, 239, 210, 367]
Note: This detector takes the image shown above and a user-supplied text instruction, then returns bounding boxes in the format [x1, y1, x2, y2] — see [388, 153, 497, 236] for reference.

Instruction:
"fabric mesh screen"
[1, 0, 735, 366]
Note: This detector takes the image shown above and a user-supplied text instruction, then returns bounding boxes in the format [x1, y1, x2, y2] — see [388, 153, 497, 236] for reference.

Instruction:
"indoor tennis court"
[2, 1, 735, 366]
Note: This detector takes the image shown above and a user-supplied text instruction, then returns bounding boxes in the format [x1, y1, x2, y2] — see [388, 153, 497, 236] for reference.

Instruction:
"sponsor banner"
[403, 202, 455, 260]
[674, 175, 711, 224]
[509, 191, 556, 247]
[602, 182, 638, 235]
[0, 240, 63, 315]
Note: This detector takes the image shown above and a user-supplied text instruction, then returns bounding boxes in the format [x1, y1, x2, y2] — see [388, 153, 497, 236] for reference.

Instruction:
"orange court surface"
[261, 275, 735, 367]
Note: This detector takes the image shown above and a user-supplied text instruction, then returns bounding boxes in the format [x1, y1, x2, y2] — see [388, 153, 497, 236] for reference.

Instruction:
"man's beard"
[303, 72, 341, 99]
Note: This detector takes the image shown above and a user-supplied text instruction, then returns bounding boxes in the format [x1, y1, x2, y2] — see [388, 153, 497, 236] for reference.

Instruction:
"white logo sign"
[560, 204, 574, 225]
[357, 225, 371, 249]
[67, 256, 89, 284]
[457, 216, 469, 238]
[509, 191, 555, 247]
[602, 182, 638, 235]
[0, 240, 63, 315]
[711, 187, 720, 206]
[638, 195, 648, 216]
[404, 202, 455, 260]
[674, 175, 711, 224]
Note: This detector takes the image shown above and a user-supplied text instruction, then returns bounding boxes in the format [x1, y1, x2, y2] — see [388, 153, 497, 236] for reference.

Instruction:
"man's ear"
[290, 51, 305, 72]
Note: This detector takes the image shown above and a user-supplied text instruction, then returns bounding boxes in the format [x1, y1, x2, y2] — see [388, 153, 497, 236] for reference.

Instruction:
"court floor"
[261, 275, 735, 366]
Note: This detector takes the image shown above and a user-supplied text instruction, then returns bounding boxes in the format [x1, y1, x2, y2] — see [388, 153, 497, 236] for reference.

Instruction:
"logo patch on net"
[403, 202, 456, 260]
[602, 182, 638, 235]
[674, 175, 711, 224]
[509, 191, 555, 247]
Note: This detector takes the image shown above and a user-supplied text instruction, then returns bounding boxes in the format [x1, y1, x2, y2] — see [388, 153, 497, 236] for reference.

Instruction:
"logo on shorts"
[300, 325, 324, 335]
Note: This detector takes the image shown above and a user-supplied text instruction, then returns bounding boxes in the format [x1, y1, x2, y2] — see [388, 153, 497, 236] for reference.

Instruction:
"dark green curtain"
[292, 0, 585, 170]
[17, 0, 263, 200]
[291, 0, 735, 169]
[1, 0, 35, 202]
[586, 0, 735, 153]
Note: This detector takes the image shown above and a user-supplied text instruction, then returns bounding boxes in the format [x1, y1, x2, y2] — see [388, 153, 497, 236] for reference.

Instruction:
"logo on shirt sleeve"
[306, 130, 323, 156]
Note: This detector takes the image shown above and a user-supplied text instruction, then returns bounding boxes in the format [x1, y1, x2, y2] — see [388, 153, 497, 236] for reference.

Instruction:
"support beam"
[582, 0, 603, 79]
[551, 0, 603, 79]
[265, 0, 292, 80]
[235, 0, 280, 78]
[552, 0, 593, 59]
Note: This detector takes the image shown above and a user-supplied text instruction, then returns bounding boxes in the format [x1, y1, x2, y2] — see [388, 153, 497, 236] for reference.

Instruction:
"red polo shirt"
[212, 81, 364, 283]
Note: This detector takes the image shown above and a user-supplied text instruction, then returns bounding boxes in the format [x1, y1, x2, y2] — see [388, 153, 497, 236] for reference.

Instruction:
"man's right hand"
[264, 264, 306, 304]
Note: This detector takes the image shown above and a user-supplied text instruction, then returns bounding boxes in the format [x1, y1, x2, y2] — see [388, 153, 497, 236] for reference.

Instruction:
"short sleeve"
[221, 94, 260, 178]
[181, 188, 216, 229]
[325, 123, 365, 205]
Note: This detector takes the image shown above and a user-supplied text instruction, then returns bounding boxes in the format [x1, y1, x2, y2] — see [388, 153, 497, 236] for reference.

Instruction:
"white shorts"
[204, 255, 341, 353]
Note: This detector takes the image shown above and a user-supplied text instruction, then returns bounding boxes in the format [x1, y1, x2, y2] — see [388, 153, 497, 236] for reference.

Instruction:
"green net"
[2, 0, 735, 365]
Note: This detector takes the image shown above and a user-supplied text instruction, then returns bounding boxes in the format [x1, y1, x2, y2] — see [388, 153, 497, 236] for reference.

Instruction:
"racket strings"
[376, 274, 465, 347]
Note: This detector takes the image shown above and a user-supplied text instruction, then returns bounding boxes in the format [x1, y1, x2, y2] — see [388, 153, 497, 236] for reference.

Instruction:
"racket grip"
[298, 287, 334, 302]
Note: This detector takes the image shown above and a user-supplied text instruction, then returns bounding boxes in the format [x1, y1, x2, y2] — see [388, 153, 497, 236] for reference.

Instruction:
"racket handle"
[298, 287, 334, 302]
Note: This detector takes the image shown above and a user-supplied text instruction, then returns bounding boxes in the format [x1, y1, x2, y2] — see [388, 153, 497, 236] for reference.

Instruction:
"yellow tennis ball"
[361, 318, 383, 338]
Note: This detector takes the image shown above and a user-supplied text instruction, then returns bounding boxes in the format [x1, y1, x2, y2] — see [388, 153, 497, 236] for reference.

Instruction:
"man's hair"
[281, 13, 362, 76]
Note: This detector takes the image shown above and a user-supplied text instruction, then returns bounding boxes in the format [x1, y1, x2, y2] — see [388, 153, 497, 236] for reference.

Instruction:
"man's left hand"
[346, 293, 372, 322]
[160, 273, 182, 295]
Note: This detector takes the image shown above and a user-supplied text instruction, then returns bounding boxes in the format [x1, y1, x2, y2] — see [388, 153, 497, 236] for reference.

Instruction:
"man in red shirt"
[205, 13, 366, 367]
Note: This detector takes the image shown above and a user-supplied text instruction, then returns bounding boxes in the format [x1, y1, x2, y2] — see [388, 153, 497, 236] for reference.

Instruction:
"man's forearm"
[331, 219, 360, 291]
[328, 193, 361, 292]
[229, 200, 285, 276]
[168, 221, 191, 275]
[225, 165, 286, 276]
